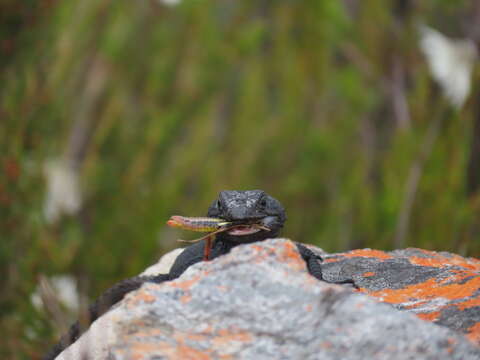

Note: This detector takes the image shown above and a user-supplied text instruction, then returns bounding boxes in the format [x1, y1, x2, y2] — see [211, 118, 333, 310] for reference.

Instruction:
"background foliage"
[2, 0, 480, 358]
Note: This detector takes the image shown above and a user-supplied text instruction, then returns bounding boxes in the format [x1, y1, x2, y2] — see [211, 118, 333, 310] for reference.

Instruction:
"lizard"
[43, 190, 325, 360]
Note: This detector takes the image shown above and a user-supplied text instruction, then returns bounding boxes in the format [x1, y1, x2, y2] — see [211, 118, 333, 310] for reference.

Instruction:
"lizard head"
[207, 190, 286, 244]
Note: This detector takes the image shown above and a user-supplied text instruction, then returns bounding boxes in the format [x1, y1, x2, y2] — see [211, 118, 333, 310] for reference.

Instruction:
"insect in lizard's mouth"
[227, 225, 262, 236]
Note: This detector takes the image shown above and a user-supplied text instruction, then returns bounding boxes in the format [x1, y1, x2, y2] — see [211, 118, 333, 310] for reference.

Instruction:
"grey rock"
[61, 239, 480, 360]
[320, 247, 480, 340]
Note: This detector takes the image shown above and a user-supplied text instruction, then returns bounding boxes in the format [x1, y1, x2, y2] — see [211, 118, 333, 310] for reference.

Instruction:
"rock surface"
[321, 247, 480, 345]
[57, 239, 480, 360]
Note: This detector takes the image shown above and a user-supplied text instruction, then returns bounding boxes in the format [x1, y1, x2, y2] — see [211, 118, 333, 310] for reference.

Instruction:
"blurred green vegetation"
[2, 0, 480, 358]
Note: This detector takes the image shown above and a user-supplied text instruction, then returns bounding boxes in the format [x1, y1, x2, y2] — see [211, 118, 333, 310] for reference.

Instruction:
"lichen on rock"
[55, 239, 480, 360]
[321, 247, 480, 345]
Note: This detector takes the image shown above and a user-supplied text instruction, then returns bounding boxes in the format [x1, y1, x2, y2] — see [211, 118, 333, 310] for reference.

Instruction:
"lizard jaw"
[227, 225, 262, 236]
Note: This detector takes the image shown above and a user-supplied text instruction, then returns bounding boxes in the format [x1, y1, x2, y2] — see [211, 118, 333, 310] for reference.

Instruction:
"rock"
[321, 247, 480, 345]
[56, 239, 480, 360]
[141, 248, 184, 276]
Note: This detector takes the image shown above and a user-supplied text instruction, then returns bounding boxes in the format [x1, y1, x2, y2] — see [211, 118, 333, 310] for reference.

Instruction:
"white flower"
[158, 0, 181, 6]
[43, 158, 82, 223]
[30, 275, 80, 313]
[419, 25, 477, 108]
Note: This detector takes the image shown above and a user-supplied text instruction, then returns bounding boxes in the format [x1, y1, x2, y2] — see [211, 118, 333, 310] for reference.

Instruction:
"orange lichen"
[408, 256, 450, 268]
[367, 276, 480, 304]
[466, 323, 480, 344]
[169, 275, 202, 290]
[127, 291, 156, 306]
[322, 258, 339, 263]
[127, 341, 209, 360]
[282, 241, 302, 260]
[279, 241, 305, 271]
[251, 244, 271, 263]
[126, 333, 215, 360]
[199, 324, 214, 334]
[416, 311, 441, 321]
[409, 255, 480, 271]
[127, 343, 156, 360]
[180, 293, 192, 304]
[342, 249, 394, 260]
[175, 345, 213, 360]
[212, 328, 252, 346]
[344, 250, 480, 346]
[363, 272, 480, 345]
[446, 337, 457, 354]
[355, 302, 365, 309]
[186, 333, 208, 341]
[251, 244, 265, 253]
[456, 296, 480, 311]
[320, 341, 333, 349]
[218, 355, 234, 360]
[403, 300, 429, 310]
[409, 248, 480, 268]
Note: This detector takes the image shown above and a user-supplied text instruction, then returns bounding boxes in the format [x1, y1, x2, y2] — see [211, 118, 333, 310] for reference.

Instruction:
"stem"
[393, 109, 450, 248]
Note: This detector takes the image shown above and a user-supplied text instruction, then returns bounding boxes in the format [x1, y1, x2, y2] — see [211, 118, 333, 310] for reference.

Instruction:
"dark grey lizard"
[43, 190, 324, 360]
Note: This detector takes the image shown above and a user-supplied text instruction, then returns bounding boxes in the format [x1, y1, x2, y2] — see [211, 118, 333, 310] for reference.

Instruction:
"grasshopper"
[166, 215, 270, 261]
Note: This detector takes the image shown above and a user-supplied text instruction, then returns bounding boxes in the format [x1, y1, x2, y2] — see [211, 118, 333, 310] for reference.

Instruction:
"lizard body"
[44, 190, 323, 360]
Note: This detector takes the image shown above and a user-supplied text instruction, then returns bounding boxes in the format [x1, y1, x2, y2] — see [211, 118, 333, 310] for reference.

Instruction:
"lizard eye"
[259, 198, 267, 208]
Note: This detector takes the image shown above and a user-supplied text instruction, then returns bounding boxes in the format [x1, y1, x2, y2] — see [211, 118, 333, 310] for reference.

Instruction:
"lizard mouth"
[227, 225, 262, 236]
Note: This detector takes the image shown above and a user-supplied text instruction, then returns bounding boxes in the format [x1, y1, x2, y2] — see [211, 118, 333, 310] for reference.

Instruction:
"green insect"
[167, 216, 232, 233]
[166, 215, 270, 260]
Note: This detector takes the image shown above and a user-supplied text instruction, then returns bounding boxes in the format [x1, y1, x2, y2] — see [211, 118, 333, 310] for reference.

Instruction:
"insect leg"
[203, 234, 213, 261]
[176, 226, 234, 243]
